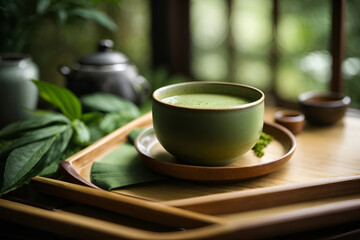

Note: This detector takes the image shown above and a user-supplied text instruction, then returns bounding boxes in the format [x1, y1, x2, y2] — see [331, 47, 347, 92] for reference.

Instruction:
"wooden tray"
[136, 124, 295, 182]
[60, 112, 297, 188]
[57, 111, 360, 205]
[4, 175, 360, 239]
[7, 109, 359, 239]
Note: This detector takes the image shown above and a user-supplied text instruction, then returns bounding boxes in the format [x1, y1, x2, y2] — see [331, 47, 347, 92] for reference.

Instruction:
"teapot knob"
[97, 39, 114, 52]
[58, 65, 71, 76]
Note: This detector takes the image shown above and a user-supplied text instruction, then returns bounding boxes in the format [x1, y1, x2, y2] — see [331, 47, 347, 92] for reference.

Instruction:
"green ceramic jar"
[152, 81, 265, 166]
[0, 53, 39, 128]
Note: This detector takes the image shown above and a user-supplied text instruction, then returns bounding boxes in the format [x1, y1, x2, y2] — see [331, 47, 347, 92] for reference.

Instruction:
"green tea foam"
[161, 93, 250, 108]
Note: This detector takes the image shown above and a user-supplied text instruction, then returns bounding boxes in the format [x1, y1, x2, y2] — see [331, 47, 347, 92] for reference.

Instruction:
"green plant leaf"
[88, 125, 105, 143]
[24, 108, 59, 117]
[36, 0, 51, 14]
[90, 143, 165, 190]
[71, 8, 117, 31]
[1, 124, 70, 155]
[57, 9, 68, 23]
[80, 112, 104, 125]
[81, 93, 140, 117]
[60, 143, 84, 162]
[79, 112, 104, 143]
[33, 80, 82, 120]
[39, 127, 73, 177]
[0, 114, 70, 139]
[0, 136, 56, 195]
[71, 119, 91, 146]
[100, 111, 137, 134]
[127, 128, 144, 145]
[139, 99, 152, 114]
[0, 140, 11, 151]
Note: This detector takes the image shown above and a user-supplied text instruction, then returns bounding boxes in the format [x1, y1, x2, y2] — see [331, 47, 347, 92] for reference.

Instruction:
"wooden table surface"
[1, 105, 360, 239]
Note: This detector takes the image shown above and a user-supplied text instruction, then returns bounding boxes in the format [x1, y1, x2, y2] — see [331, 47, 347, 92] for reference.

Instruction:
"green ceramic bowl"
[152, 81, 265, 166]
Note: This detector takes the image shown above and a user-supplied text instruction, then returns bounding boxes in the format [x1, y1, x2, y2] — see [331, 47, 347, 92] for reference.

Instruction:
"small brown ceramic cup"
[274, 110, 305, 135]
[297, 91, 351, 126]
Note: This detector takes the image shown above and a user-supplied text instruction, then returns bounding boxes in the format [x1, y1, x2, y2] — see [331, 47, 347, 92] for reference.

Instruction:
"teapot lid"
[77, 39, 129, 66]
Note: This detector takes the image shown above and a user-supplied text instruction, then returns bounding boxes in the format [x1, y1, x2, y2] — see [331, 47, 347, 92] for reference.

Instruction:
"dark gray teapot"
[59, 39, 151, 105]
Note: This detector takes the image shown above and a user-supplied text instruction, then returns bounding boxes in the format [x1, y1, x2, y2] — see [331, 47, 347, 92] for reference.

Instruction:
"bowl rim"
[297, 91, 351, 108]
[152, 81, 265, 111]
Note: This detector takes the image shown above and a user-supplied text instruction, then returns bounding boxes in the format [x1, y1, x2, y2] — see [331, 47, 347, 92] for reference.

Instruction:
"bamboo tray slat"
[30, 176, 225, 228]
[30, 174, 360, 226]
[2, 193, 360, 239]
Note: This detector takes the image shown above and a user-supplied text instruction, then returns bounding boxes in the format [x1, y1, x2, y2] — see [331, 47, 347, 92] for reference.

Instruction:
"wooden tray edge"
[164, 174, 360, 214]
[2, 195, 360, 240]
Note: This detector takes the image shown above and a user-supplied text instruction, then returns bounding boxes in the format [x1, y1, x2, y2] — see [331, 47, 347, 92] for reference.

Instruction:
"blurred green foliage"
[190, 0, 360, 109]
[0, 0, 117, 52]
[1, 0, 359, 108]
[0, 0, 150, 89]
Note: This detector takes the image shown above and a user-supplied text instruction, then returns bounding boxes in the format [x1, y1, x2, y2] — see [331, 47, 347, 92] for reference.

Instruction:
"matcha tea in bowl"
[152, 81, 265, 166]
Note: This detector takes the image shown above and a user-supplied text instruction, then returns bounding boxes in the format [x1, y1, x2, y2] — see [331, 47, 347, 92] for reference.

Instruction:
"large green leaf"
[71, 119, 91, 146]
[33, 80, 82, 120]
[38, 127, 73, 177]
[1, 124, 70, 154]
[90, 143, 164, 190]
[60, 144, 84, 162]
[127, 128, 144, 145]
[1, 136, 56, 195]
[88, 125, 105, 143]
[80, 112, 103, 125]
[36, 0, 51, 14]
[100, 111, 137, 134]
[0, 114, 70, 139]
[81, 93, 140, 117]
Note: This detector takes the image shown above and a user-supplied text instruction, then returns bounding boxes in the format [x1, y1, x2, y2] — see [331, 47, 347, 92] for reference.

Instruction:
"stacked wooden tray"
[2, 110, 360, 239]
